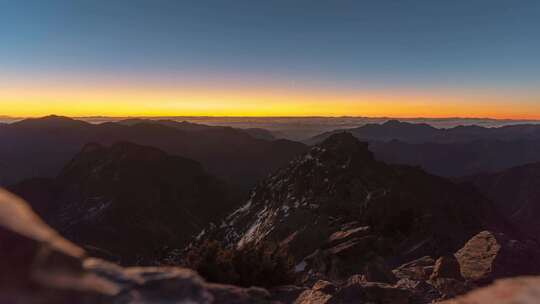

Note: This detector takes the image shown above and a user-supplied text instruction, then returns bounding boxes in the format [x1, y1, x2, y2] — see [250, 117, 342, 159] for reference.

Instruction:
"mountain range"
[0, 115, 306, 190]
[4, 116, 540, 303]
[304, 120, 540, 177]
[308, 120, 540, 144]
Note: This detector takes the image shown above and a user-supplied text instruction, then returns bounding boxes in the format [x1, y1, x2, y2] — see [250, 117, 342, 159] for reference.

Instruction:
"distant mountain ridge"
[0, 115, 306, 189]
[370, 139, 540, 177]
[308, 120, 540, 144]
[306, 120, 540, 177]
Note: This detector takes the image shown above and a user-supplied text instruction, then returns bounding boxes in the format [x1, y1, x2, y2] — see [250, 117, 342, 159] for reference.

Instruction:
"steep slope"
[462, 163, 540, 240]
[0, 115, 306, 190]
[11, 142, 236, 265]
[199, 133, 505, 280]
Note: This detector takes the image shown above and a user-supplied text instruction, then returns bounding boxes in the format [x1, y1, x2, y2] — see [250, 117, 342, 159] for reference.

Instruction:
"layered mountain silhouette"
[0, 115, 306, 189]
[117, 118, 277, 140]
[308, 120, 540, 144]
[4, 128, 540, 303]
[10, 142, 237, 264]
[370, 139, 540, 177]
[196, 133, 516, 281]
[307, 120, 540, 177]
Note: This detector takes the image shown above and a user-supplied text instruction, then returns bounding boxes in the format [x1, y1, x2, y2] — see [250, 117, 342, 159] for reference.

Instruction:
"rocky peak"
[16, 143, 235, 265]
[196, 131, 496, 281]
[317, 132, 373, 161]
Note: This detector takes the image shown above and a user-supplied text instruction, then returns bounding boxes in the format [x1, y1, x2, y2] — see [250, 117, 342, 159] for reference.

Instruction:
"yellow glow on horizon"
[1, 80, 539, 119]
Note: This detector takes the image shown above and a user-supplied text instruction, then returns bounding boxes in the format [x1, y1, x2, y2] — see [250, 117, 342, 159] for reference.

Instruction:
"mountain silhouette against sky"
[0, 115, 306, 190]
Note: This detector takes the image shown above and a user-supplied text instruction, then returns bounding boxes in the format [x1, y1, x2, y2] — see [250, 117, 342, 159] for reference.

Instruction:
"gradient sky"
[1, 0, 540, 118]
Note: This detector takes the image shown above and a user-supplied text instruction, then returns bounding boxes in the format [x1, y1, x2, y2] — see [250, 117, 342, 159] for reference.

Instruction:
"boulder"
[0, 188, 115, 303]
[0, 188, 277, 304]
[455, 231, 540, 284]
[294, 289, 333, 304]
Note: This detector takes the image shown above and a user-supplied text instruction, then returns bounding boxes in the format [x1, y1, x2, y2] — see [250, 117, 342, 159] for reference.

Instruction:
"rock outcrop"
[0, 188, 277, 304]
[455, 231, 540, 284]
[198, 133, 502, 281]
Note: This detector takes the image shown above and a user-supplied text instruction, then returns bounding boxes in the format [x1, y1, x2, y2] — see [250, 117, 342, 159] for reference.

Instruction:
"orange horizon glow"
[1, 77, 539, 120]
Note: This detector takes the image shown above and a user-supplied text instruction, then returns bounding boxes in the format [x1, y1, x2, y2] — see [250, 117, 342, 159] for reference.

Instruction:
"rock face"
[12, 142, 237, 265]
[0, 188, 276, 304]
[455, 231, 540, 284]
[203, 133, 500, 280]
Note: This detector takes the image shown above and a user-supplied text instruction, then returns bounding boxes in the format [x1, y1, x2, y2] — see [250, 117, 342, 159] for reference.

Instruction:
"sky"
[1, 0, 539, 118]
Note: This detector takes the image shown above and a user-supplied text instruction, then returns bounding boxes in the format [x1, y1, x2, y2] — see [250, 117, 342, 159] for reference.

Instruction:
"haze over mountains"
[3, 115, 540, 140]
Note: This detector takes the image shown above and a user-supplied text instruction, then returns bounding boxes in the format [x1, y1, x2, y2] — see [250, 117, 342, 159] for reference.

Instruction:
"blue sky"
[1, 0, 539, 117]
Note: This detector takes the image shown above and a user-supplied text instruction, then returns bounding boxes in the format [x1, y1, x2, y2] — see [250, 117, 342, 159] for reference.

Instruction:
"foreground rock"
[455, 231, 540, 284]
[442, 276, 540, 304]
[0, 188, 275, 304]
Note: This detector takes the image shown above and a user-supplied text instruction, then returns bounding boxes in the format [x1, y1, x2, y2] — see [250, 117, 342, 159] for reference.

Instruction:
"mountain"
[119, 118, 277, 140]
[307, 121, 540, 177]
[370, 139, 540, 177]
[461, 162, 540, 240]
[308, 120, 540, 144]
[195, 133, 509, 281]
[308, 120, 441, 144]
[10, 142, 237, 264]
[0, 115, 306, 190]
[117, 118, 218, 132]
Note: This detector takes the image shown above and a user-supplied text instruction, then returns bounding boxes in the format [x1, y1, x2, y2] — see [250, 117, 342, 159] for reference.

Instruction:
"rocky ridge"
[198, 133, 505, 281]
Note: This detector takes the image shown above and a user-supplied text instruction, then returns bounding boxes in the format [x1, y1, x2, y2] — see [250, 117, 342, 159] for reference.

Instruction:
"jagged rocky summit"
[199, 132, 505, 281]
